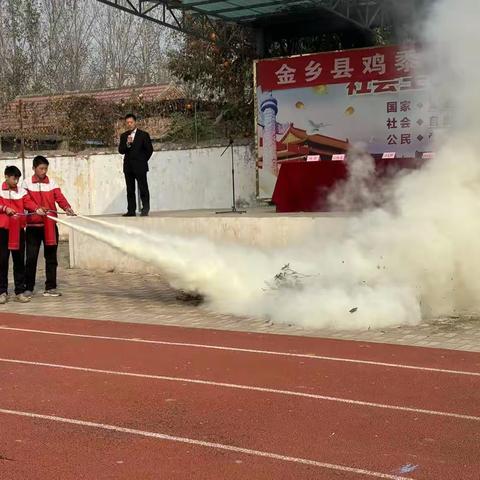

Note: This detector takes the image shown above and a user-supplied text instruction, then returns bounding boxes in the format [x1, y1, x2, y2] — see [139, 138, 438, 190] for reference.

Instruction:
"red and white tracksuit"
[0, 182, 37, 250]
[23, 175, 71, 246]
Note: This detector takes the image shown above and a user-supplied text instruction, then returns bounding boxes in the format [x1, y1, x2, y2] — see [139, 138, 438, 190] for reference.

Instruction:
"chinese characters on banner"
[255, 45, 448, 198]
[256, 46, 421, 90]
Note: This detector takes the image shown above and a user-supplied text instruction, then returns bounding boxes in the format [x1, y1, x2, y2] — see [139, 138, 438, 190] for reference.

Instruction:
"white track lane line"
[0, 408, 412, 480]
[0, 325, 478, 377]
[1, 357, 478, 422]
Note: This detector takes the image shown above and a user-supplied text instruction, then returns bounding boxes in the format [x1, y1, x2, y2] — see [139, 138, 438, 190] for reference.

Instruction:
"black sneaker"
[122, 212, 136, 217]
[140, 211, 149, 217]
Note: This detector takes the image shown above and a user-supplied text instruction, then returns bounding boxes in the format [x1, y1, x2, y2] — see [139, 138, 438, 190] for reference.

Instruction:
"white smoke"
[326, 144, 399, 212]
[59, 0, 480, 330]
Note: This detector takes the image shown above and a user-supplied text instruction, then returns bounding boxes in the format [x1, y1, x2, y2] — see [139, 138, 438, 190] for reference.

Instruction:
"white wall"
[0, 144, 257, 220]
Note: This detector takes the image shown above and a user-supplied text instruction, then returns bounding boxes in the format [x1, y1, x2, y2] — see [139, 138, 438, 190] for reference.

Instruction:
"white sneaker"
[0, 293, 7, 304]
[15, 293, 31, 303]
[43, 289, 62, 297]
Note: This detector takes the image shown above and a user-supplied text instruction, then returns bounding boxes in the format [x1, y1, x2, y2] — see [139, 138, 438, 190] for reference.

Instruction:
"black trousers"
[25, 226, 59, 292]
[0, 228, 26, 295]
[125, 171, 150, 214]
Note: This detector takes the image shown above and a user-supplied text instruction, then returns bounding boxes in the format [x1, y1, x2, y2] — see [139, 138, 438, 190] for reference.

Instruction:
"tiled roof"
[0, 84, 184, 137]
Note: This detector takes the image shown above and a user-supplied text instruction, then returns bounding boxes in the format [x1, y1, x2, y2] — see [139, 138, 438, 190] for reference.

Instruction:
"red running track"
[0, 313, 479, 479]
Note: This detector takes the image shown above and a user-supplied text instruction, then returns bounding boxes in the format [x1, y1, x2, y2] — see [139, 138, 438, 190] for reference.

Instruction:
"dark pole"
[216, 139, 246, 214]
[230, 140, 236, 210]
[19, 99, 26, 177]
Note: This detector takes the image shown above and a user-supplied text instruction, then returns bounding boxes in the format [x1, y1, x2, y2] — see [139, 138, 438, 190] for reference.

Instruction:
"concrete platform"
[69, 208, 351, 274]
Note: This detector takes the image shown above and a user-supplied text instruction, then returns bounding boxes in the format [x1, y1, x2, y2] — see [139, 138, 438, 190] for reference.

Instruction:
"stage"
[68, 208, 351, 274]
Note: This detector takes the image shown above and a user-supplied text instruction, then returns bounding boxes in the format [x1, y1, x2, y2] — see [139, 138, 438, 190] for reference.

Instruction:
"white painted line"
[1, 357, 478, 422]
[0, 325, 478, 377]
[0, 408, 412, 479]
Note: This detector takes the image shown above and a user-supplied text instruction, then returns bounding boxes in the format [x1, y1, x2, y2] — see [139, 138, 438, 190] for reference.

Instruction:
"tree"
[267, 25, 394, 58]
[92, 6, 138, 88]
[92, 5, 171, 89]
[0, 0, 41, 103]
[52, 96, 115, 150]
[60, 0, 96, 91]
[167, 21, 256, 138]
[37, 0, 96, 92]
[0, 0, 172, 103]
[134, 19, 171, 86]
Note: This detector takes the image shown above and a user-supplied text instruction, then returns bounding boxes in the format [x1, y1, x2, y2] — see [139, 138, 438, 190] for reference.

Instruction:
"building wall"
[0, 144, 257, 237]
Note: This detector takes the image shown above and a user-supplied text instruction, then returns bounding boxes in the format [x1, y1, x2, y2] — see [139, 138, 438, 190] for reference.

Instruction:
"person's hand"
[36, 208, 46, 216]
[65, 208, 76, 216]
[5, 207, 16, 216]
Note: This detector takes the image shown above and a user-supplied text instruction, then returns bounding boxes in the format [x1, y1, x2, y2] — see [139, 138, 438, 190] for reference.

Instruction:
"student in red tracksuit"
[0, 165, 46, 304]
[23, 156, 75, 297]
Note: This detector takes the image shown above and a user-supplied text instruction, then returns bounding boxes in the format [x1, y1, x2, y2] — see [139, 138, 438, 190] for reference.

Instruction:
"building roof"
[258, 123, 349, 165]
[10, 83, 183, 104]
[0, 84, 184, 137]
[279, 125, 349, 150]
[176, 0, 324, 23]
[163, 0, 427, 29]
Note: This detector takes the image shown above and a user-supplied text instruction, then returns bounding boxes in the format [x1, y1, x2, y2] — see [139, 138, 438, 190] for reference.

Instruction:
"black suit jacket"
[119, 129, 154, 174]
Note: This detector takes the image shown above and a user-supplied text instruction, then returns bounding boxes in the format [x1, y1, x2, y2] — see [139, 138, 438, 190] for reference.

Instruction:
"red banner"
[255, 45, 420, 91]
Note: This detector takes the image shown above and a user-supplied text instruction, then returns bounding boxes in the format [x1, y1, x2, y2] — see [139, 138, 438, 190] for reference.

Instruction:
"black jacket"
[119, 129, 154, 174]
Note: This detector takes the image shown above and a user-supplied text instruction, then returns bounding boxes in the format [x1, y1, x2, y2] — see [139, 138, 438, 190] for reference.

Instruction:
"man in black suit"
[118, 113, 154, 217]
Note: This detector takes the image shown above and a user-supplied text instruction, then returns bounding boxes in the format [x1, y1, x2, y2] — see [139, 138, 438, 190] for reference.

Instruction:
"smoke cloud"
[59, 0, 480, 330]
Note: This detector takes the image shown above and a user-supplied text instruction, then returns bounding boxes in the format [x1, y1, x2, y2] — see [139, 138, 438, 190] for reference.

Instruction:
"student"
[23, 156, 75, 297]
[0, 166, 45, 304]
